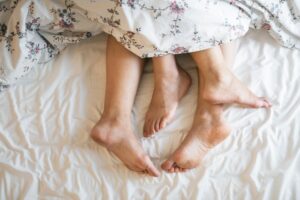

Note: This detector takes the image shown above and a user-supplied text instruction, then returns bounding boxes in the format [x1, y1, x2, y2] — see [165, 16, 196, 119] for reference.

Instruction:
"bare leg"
[91, 36, 160, 177]
[191, 45, 271, 108]
[161, 68, 230, 172]
[220, 42, 236, 67]
[161, 43, 270, 172]
[143, 55, 191, 137]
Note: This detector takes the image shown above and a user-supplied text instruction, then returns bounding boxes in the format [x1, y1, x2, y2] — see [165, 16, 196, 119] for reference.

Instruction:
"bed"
[1, 29, 300, 199]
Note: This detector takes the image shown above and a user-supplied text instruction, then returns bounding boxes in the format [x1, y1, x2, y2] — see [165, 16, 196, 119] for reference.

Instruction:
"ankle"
[155, 70, 179, 82]
[154, 68, 182, 86]
[91, 114, 131, 147]
[194, 106, 224, 124]
[100, 111, 131, 124]
[198, 55, 222, 74]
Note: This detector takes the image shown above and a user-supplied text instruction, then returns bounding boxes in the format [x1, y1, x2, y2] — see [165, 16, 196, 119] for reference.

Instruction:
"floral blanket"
[0, 0, 299, 91]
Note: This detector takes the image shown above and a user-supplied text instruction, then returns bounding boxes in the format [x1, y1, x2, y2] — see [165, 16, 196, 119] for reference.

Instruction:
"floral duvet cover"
[0, 0, 299, 91]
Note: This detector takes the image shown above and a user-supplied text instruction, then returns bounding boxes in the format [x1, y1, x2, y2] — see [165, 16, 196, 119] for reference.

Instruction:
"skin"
[144, 42, 271, 138]
[91, 36, 271, 175]
[91, 36, 160, 177]
[191, 44, 271, 108]
[161, 71, 230, 172]
[143, 55, 192, 137]
[161, 43, 271, 172]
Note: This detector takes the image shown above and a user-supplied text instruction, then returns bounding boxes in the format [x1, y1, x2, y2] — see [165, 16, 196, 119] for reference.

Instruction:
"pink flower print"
[127, 0, 135, 8]
[59, 20, 74, 29]
[170, 1, 185, 14]
[262, 23, 271, 30]
[172, 46, 187, 54]
[125, 31, 135, 38]
[229, 0, 236, 4]
[34, 46, 40, 54]
[32, 18, 39, 24]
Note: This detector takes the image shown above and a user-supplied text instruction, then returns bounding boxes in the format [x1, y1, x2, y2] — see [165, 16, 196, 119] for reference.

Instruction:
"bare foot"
[143, 66, 192, 137]
[161, 103, 230, 172]
[91, 116, 160, 177]
[201, 69, 271, 108]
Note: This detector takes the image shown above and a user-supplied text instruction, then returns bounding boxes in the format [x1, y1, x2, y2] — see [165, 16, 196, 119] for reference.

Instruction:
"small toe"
[161, 159, 174, 171]
[143, 119, 150, 137]
[150, 120, 156, 135]
[181, 168, 187, 172]
[143, 119, 155, 137]
[159, 118, 167, 130]
[169, 167, 175, 173]
[154, 120, 161, 133]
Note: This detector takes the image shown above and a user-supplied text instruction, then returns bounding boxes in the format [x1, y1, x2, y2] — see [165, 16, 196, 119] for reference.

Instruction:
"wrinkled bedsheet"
[1, 30, 300, 200]
[1, 0, 300, 91]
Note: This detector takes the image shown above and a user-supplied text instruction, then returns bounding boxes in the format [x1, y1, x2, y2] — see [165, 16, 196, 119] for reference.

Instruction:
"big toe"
[146, 159, 161, 177]
[257, 97, 272, 108]
[161, 159, 175, 171]
[238, 92, 271, 108]
[139, 156, 160, 177]
[249, 97, 272, 108]
[143, 118, 155, 137]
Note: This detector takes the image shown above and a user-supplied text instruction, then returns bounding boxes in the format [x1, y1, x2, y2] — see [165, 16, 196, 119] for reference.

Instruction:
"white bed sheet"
[1, 30, 300, 200]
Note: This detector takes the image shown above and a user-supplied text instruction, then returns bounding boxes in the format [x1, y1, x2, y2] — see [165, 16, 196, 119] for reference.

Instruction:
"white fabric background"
[0, 30, 300, 199]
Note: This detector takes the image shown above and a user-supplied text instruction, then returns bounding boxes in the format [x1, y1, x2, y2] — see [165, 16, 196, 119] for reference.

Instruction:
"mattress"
[1, 29, 300, 199]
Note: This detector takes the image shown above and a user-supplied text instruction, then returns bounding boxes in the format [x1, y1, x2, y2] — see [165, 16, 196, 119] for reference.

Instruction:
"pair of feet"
[91, 64, 271, 177]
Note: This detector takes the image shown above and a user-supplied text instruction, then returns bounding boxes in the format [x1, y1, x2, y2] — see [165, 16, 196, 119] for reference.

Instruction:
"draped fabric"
[0, 0, 299, 91]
